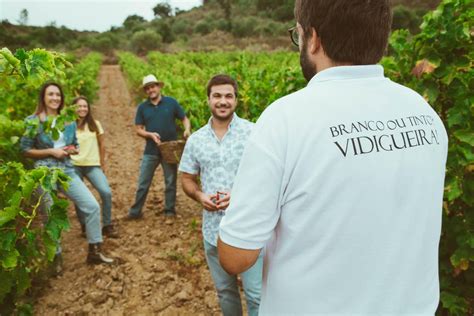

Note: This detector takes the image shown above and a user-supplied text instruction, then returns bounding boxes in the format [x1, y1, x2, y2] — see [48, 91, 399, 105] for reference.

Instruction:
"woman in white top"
[71, 96, 117, 238]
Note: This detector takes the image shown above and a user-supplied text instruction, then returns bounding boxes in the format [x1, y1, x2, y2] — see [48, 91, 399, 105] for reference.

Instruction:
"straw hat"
[142, 74, 164, 88]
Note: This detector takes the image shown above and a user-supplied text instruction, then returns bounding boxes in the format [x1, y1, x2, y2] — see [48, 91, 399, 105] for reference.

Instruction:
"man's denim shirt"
[20, 114, 78, 169]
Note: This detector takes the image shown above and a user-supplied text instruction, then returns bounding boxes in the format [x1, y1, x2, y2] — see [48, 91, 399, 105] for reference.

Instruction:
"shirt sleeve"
[19, 116, 38, 152]
[219, 104, 286, 250]
[174, 100, 186, 120]
[71, 122, 79, 147]
[95, 120, 104, 135]
[178, 136, 200, 175]
[135, 104, 145, 125]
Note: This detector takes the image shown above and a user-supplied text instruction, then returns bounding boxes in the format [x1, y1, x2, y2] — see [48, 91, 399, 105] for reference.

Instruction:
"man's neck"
[150, 95, 161, 105]
[211, 115, 233, 139]
[316, 55, 353, 74]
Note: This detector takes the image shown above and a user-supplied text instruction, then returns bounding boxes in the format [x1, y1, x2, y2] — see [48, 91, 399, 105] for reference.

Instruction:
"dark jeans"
[128, 154, 177, 217]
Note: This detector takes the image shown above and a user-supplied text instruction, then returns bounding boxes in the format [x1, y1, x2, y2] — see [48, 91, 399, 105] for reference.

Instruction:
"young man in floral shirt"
[179, 74, 262, 316]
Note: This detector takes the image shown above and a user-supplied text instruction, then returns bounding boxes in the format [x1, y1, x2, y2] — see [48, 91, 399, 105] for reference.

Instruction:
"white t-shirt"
[219, 65, 448, 315]
[51, 118, 66, 148]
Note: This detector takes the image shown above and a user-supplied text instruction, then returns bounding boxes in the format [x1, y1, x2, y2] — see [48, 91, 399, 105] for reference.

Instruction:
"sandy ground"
[33, 65, 223, 315]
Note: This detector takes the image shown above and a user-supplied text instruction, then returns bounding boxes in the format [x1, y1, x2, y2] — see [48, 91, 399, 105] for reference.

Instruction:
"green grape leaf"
[1, 249, 20, 269]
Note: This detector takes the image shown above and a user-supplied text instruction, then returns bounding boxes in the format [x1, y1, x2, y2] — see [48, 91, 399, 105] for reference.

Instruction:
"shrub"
[131, 30, 163, 54]
[392, 5, 426, 34]
[382, 1, 473, 313]
[172, 19, 191, 35]
[231, 17, 258, 38]
[195, 21, 212, 35]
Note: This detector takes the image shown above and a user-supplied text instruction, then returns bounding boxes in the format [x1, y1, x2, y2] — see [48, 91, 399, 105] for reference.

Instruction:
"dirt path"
[34, 65, 220, 315]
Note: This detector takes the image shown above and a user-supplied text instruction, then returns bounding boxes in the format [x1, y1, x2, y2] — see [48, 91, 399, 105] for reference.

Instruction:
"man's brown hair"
[295, 0, 392, 65]
[206, 74, 238, 98]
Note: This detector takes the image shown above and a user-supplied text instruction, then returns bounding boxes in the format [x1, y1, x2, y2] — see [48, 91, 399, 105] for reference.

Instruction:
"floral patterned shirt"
[179, 114, 254, 246]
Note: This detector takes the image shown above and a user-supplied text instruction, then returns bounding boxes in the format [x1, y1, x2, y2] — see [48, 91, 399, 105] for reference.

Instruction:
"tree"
[18, 9, 28, 25]
[131, 30, 162, 54]
[216, 0, 232, 30]
[123, 14, 146, 30]
[153, 2, 172, 19]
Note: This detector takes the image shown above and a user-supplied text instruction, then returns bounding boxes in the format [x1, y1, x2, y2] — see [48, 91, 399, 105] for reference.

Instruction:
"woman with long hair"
[20, 82, 114, 267]
[70, 96, 117, 238]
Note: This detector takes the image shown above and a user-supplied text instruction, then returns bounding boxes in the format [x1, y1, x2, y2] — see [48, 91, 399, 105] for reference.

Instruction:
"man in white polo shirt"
[217, 0, 448, 315]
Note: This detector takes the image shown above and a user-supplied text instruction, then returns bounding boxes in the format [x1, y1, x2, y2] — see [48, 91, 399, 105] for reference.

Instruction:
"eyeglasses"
[288, 26, 299, 47]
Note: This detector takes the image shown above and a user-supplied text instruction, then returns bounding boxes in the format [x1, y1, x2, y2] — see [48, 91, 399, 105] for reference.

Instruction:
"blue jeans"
[204, 240, 263, 316]
[74, 166, 113, 227]
[129, 154, 177, 217]
[40, 167, 102, 244]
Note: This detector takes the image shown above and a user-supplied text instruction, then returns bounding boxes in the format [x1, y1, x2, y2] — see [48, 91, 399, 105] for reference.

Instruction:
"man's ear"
[309, 28, 321, 54]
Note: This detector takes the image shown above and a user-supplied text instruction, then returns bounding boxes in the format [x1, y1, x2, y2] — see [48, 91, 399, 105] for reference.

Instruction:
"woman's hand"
[49, 148, 69, 159]
[63, 145, 79, 155]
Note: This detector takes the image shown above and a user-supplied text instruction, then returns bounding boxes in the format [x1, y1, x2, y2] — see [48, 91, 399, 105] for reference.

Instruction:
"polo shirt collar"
[307, 65, 384, 86]
[146, 96, 164, 106]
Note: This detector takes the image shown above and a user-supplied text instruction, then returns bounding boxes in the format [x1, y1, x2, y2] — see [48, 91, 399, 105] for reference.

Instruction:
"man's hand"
[182, 116, 191, 140]
[50, 148, 69, 159]
[197, 191, 219, 212]
[183, 129, 191, 139]
[148, 132, 161, 145]
[216, 191, 231, 210]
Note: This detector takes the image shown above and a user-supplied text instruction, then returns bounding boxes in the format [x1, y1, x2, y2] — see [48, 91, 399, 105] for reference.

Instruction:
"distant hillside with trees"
[0, 0, 441, 55]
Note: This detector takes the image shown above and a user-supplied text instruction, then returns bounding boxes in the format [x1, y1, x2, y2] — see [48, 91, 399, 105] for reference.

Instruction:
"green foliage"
[256, 0, 294, 21]
[123, 14, 147, 31]
[153, 2, 172, 19]
[172, 19, 192, 35]
[0, 47, 71, 87]
[63, 52, 102, 104]
[131, 30, 163, 54]
[18, 9, 28, 26]
[0, 163, 70, 304]
[0, 115, 26, 164]
[0, 47, 102, 311]
[152, 19, 175, 43]
[86, 33, 119, 54]
[0, 48, 101, 121]
[392, 5, 427, 34]
[231, 17, 258, 38]
[195, 20, 212, 35]
[382, 0, 473, 313]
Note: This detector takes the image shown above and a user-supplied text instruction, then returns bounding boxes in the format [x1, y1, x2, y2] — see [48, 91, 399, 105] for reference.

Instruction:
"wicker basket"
[159, 140, 186, 164]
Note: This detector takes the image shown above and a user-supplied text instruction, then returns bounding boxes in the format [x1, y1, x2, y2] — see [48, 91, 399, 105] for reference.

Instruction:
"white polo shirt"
[219, 65, 448, 315]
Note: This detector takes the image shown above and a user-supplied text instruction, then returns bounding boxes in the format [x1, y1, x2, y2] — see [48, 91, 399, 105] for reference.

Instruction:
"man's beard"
[212, 106, 234, 121]
[299, 41, 317, 82]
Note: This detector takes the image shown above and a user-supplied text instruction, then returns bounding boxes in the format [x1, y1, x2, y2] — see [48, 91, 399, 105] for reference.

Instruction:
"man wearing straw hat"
[128, 74, 191, 219]
[179, 74, 263, 316]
